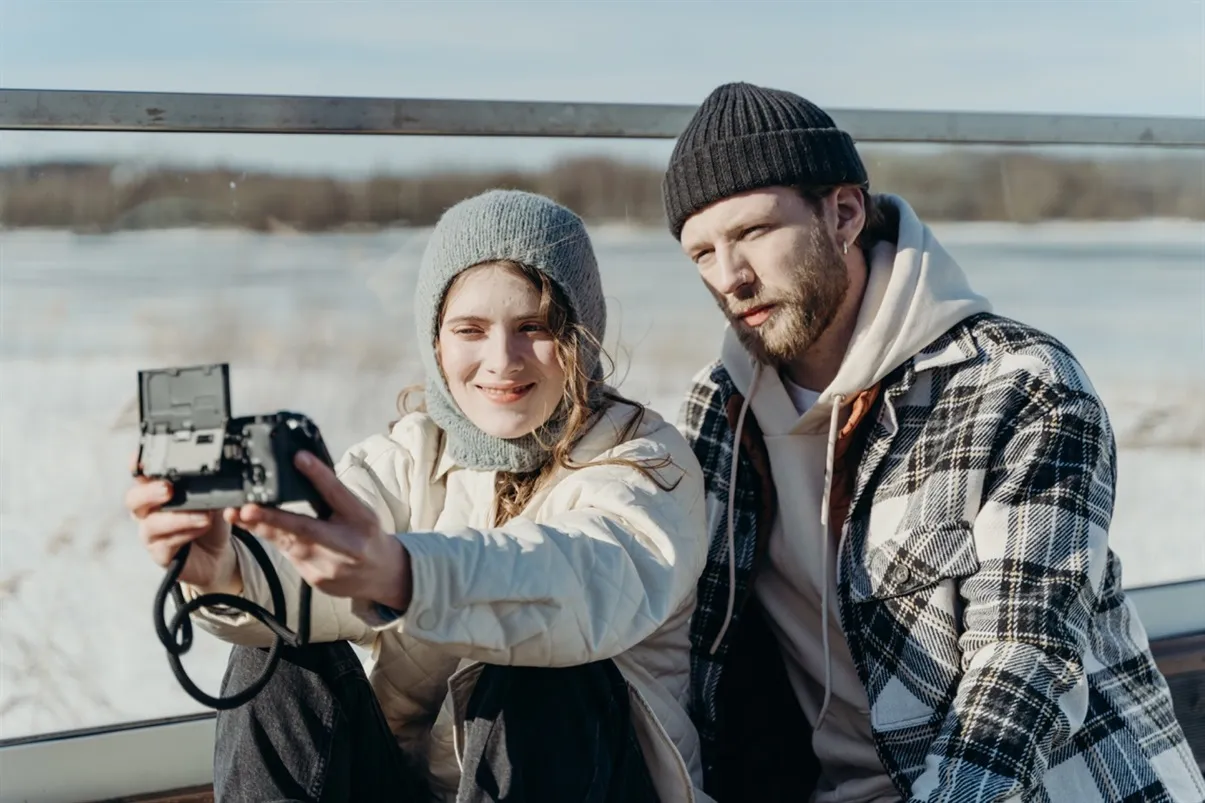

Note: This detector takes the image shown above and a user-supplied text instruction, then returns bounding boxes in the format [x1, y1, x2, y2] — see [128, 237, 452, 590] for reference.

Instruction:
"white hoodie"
[717, 195, 992, 803]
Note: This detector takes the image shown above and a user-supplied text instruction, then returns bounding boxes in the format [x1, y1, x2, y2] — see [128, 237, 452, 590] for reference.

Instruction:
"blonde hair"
[392, 260, 679, 525]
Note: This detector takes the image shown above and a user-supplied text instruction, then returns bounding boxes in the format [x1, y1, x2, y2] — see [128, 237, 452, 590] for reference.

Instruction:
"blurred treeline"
[2, 149, 1202, 232]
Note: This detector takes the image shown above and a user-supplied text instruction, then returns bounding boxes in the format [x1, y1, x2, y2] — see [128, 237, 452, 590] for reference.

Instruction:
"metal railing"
[2, 88, 1204, 147]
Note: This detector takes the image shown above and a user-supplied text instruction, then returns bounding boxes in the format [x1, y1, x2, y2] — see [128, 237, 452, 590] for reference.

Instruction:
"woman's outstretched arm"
[355, 416, 709, 668]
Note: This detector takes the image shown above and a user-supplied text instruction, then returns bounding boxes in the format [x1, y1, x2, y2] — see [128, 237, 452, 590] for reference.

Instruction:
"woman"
[125, 189, 711, 803]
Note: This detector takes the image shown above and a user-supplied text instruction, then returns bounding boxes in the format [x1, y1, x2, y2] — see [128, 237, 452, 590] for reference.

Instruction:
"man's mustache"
[724, 293, 792, 319]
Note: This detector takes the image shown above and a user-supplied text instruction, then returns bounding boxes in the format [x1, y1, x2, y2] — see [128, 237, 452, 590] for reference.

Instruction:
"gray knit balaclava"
[415, 189, 606, 473]
[663, 82, 869, 239]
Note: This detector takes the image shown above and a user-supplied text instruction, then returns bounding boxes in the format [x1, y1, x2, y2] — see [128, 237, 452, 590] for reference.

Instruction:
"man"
[664, 81, 1205, 803]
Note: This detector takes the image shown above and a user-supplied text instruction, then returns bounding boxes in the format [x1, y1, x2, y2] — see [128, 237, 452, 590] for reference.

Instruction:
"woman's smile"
[475, 382, 536, 404]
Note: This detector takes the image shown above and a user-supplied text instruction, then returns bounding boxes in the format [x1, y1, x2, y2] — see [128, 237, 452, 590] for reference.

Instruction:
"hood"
[720, 193, 992, 435]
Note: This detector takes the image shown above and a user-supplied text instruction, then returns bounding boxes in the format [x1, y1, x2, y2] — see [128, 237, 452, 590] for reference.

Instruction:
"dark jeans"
[212, 641, 660, 803]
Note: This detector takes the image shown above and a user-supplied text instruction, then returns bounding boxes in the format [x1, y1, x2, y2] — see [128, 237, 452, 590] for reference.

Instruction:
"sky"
[1, 0, 1203, 175]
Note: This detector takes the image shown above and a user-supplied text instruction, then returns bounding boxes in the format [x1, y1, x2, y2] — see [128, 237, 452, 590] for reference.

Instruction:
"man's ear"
[831, 185, 866, 250]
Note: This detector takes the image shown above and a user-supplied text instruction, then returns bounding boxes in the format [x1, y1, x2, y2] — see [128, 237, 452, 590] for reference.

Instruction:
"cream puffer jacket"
[186, 399, 713, 802]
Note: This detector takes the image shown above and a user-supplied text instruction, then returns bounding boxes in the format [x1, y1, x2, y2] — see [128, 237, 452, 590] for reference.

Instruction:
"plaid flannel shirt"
[677, 311, 1205, 803]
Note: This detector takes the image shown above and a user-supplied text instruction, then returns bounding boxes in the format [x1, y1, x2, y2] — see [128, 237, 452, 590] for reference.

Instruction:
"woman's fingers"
[139, 510, 213, 542]
[230, 506, 298, 554]
[139, 512, 213, 564]
[145, 530, 205, 567]
[293, 452, 373, 524]
[235, 503, 354, 557]
[126, 479, 174, 519]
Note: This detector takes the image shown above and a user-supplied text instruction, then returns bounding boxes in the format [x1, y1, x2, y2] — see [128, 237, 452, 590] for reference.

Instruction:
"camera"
[136, 362, 332, 709]
[134, 363, 334, 518]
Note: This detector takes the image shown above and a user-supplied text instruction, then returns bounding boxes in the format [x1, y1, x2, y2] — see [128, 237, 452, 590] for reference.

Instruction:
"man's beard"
[712, 225, 850, 368]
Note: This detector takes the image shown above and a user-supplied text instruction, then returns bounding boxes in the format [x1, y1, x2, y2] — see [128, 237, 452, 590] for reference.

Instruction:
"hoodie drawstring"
[709, 363, 762, 655]
[815, 392, 844, 730]
[708, 366, 845, 685]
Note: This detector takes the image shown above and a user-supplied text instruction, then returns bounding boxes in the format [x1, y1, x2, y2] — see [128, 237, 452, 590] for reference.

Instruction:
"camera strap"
[153, 523, 320, 710]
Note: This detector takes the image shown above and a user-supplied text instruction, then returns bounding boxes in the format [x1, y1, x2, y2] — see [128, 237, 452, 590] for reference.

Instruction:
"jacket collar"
[434, 431, 459, 481]
[911, 318, 981, 375]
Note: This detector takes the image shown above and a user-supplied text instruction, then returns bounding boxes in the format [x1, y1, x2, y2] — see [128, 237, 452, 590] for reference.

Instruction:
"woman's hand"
[125, 454, 240, 593]
[227, 451, 413, 612]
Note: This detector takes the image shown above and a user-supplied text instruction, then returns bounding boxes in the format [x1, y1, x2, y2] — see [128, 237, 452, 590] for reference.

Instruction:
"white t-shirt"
[783, 377, 822, 415]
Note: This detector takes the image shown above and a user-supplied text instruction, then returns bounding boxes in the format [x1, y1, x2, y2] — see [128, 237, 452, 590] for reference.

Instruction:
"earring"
[842, 241, 849, 255]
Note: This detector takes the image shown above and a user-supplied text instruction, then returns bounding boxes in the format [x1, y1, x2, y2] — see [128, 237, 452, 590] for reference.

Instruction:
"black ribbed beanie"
[662, 82, 869, 239]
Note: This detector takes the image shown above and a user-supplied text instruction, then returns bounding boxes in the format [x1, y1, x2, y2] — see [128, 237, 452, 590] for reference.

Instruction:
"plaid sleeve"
[675, 361, 721, 445]
[907, 378, 1117, 803]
